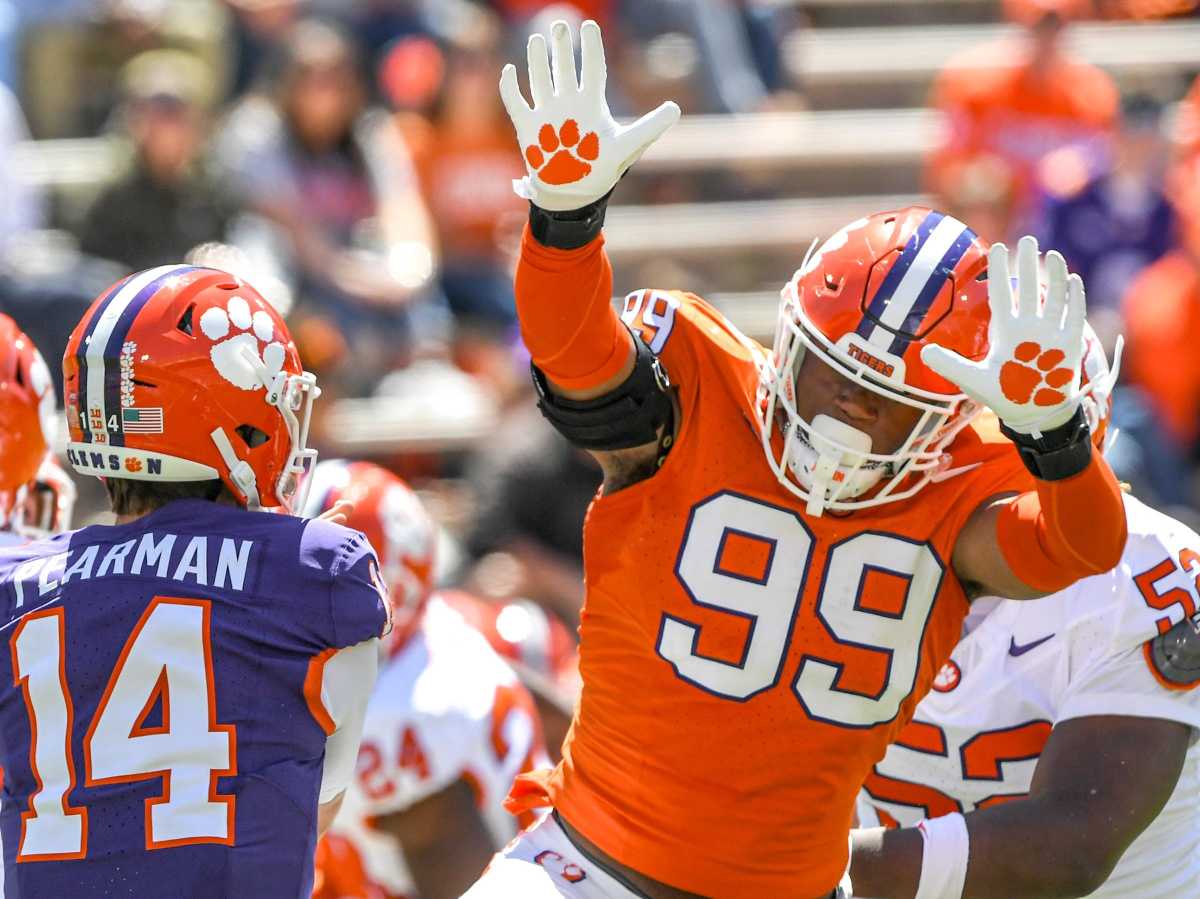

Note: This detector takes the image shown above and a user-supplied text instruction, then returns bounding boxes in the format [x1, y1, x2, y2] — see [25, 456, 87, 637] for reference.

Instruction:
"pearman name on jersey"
[67, 447, 164, 475]
[6, 532, 255, 607]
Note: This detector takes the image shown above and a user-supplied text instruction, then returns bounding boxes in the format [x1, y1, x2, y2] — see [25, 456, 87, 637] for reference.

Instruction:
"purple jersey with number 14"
[0, 499, 388, 898]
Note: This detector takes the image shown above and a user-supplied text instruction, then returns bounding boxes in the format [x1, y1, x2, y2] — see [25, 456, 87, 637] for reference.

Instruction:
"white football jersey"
[326, 595, 548, 896]
[859, 494, 1200, 898]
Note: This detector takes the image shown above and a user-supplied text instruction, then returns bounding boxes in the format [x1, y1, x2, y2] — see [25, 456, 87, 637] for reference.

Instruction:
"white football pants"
[461, 811, 642, 899]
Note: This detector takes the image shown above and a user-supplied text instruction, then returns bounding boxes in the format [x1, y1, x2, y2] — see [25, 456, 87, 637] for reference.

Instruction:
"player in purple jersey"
[0, 266, 389, 898]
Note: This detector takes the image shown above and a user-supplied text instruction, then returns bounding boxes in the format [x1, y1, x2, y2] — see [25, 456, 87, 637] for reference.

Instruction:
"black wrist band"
[999, 406, 1093, 481]
[528, 190, 613, 250]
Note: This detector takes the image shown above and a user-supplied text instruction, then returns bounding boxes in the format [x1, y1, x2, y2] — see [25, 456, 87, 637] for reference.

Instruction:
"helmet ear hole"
[235, 425, 270, 448]
[177, 305, 196, 336]
[13, 364, 24, 388]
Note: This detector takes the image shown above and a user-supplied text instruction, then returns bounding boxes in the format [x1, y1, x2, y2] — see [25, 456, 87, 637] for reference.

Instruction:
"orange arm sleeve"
[996, 452, 1127, 594]
[514, 225, 631, 392]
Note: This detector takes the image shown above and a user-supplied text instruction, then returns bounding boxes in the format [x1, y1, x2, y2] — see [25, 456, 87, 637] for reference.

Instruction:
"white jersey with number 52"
[858, 494, 1200, 898]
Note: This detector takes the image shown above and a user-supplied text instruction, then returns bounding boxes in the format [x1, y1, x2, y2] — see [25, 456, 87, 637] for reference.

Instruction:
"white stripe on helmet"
[866, 215, 972, 350]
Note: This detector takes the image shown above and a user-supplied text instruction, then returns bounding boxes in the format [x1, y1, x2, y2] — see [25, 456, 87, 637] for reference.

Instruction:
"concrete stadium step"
[604, 194, 925, 259]
[788, 19, 1200, 108]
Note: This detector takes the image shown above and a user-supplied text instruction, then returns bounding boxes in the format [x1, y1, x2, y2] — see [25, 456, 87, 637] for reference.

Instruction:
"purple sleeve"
[299, 519, 390, 649]
[329, 530, 391, 648]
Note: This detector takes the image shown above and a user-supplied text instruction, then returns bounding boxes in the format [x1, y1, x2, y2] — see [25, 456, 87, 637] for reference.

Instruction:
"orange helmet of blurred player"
[439, 590, 580, 712]
[62, 265, 319, 510]
[303, 460, 437, 648]
[759, 207, 992, 514]
[0, 313, 58, 529]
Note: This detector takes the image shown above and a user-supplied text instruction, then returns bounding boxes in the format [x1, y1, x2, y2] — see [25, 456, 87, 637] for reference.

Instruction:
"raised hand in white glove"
[921, 235, 1086, 435]
[499, 18, 680, 212]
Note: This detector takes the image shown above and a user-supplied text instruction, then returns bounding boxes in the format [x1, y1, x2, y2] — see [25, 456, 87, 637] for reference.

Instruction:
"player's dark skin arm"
[851, 715, 1191, 899]
[374, 777, 495, 899]
[547, 335, 682, 494]
[954, 493, 1045, 601]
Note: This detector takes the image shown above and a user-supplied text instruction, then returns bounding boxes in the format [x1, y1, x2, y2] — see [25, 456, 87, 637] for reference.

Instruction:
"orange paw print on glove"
[524, 120, 599, 185]
[999, 342, 1073, 406]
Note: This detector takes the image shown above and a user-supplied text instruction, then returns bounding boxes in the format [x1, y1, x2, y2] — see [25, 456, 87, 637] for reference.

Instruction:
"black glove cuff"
[998, 406, 1093, 481]
[528, 190, 613, 250]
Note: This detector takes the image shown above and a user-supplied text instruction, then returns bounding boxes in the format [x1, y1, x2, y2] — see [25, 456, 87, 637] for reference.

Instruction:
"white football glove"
[921, 236, 1086, 435]
[499, 18, 680, 212]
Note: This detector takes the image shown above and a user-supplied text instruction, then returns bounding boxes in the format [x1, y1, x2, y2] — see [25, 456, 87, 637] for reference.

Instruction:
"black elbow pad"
[531, 330, 673, 451]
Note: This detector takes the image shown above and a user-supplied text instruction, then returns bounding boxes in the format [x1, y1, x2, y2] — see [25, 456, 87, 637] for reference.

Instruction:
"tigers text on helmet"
[759, 207, 991, 515]
[62, 265, 319, 511]
[0, 314, 58, 531]
[303, 460, 437, 650]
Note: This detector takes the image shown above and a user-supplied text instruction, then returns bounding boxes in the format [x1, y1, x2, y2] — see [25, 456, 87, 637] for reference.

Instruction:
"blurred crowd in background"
[0, 0, 1198, 686]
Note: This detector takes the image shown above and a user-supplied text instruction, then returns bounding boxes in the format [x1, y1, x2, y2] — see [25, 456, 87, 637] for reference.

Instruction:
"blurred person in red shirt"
[926, 0, 1118, 241]
[386, 12, 527, 337]
[1122, 158, 1200, 492]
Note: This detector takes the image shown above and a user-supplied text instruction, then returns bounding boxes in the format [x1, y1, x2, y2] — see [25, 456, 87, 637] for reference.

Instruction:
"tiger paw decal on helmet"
[199, 296, 286, 391]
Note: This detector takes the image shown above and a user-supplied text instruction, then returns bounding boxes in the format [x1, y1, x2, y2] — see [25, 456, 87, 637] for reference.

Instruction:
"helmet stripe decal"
[857, 213, 976, 355]
[74, 279, 127, 443]
[82, 265, 194, 448]
[854, 210, 944, 342]
[882, 223, 976, 356]
[101, 266, 199, 447]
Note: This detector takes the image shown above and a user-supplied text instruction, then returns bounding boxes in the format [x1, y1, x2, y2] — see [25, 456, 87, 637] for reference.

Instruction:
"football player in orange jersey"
[463, 20, 1128, 899]
[0, 313, 75, 547]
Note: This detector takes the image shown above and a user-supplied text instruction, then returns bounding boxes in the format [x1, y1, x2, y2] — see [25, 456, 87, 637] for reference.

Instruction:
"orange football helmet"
[62, 265, 319, 510]
[303, 459, 437, 648]
[759, 207, 992, 513]
[440, 590, 581, 712]
[0, 313, 57, 529]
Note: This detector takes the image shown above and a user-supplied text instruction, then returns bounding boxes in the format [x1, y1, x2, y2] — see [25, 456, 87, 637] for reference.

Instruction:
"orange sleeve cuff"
[996, 452, 1127, 594]
[515, 225, 632, 392]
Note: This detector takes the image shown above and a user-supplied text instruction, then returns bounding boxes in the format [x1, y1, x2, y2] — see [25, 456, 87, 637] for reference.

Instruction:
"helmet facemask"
[758, 244, 980, 517]
[209, 341, 321, 512]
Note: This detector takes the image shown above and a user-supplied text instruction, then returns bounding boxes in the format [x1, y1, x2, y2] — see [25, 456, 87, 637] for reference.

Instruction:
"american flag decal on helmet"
[121, 407, 164, 434]
[855, 210, 977, 357]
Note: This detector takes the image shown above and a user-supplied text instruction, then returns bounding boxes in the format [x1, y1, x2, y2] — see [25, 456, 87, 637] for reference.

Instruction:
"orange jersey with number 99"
[508, 291, 1031, 898]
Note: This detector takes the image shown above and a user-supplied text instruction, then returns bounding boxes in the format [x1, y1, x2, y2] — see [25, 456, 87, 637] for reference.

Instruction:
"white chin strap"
[210, 427, 261, 509]
[789, 414, 882, 517]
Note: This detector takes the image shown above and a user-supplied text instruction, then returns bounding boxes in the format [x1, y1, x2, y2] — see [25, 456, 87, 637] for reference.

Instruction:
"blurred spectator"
[389, 13, 525, 335]
[1035, 93, 1176, 324]
[21, 0, 227, 138]
[76, 51, 236, 273]
[463, 407, 599, 630]
[1122, 157, 1200, 478]
[926, 0, 1118, 241]
[216, 17, 442, 394]
[223, 0, 302, 99]
[0, 80, 43, 252]
[619, 0, 803, 114]
[1177, 74, 1200, 163]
